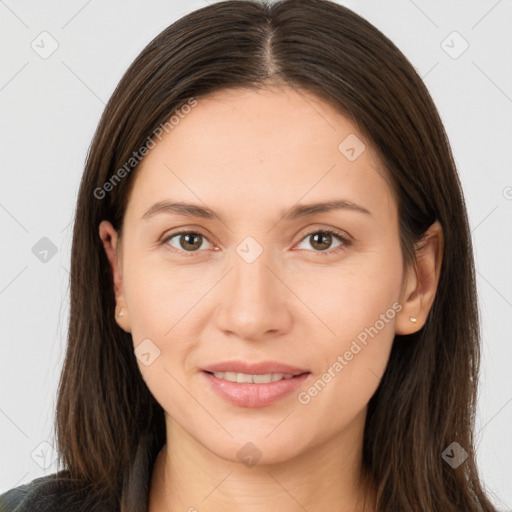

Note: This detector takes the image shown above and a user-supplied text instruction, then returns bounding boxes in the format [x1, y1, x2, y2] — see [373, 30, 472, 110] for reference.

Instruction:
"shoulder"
[0, 471, 118, 512]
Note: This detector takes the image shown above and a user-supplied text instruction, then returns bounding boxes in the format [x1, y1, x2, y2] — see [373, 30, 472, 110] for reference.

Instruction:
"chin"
[198, 429, 312, 468]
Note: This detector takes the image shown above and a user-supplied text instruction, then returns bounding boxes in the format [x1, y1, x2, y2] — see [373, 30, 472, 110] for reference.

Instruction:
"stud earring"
[409, 316, 417, 323]
[117, 309, 124, 319]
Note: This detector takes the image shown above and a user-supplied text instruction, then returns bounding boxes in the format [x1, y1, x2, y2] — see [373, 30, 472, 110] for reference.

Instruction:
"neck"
[148, 410, 376, 512]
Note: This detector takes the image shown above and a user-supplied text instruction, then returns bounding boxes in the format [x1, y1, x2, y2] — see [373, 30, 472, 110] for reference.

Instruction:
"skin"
[99, 85, 443, 512]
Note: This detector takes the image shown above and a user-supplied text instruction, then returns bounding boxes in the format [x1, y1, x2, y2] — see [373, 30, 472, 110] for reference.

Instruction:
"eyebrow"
[141, 199, 371, 222]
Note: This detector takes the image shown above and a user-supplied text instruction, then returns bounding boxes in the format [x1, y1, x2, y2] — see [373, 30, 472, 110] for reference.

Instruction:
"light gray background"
[1, 0, 511, 509]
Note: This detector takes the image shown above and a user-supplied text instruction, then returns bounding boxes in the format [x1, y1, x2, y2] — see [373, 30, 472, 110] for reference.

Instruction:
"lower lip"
[201, 371, 311, 408]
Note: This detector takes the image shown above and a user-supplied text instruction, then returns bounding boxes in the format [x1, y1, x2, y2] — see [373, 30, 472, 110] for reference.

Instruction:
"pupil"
[313, 232, 331, 251]
[182, 233, 201, 250]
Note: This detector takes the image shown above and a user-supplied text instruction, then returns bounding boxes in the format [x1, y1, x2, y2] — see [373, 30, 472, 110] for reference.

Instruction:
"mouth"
[200, 362, 312, 407]
[201, 360, 309, 376]
[204, 370, 308, 383]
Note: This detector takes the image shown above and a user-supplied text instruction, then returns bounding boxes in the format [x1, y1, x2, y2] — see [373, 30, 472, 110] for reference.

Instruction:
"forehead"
[125, 86, 395, 223]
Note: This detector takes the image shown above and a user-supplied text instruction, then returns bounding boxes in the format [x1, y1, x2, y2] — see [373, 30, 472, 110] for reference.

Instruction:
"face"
[100, 85, 424, 465]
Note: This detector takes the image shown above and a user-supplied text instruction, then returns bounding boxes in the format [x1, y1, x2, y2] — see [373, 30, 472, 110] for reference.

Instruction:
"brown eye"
[295, 229, 351, 254]
[310, 232, 334, 251]
[179, 233, 203, 251]
[163, 231, 212, 253]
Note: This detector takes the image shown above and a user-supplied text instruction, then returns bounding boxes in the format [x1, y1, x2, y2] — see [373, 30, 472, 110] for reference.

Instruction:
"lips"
[201, 360, 309, 376]
[200, 360, 311, 407]
[201, 370, 311, 407]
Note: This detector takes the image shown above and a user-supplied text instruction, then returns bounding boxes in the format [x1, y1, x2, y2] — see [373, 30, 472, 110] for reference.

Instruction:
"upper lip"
[202, 360, 309, 376]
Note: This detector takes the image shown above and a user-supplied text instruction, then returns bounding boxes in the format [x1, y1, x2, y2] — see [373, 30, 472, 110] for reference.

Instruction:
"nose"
[214, 247, 293, 341]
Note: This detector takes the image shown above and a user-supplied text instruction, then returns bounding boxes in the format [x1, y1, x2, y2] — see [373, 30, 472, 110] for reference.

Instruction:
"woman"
[0, 0, 499, 510]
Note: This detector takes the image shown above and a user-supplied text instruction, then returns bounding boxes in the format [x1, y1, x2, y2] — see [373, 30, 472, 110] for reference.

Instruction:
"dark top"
[0, 438, 158, 512]
[0, 471, 121, 512]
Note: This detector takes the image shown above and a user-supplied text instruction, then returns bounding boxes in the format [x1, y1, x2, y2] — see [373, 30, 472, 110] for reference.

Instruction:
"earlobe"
[99, 220, 132, 333]
[395, 220, 444, 335]
[115, 306, 131, 333]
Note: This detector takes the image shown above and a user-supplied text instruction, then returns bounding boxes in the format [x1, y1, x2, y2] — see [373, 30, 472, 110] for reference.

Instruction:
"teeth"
[237, 372, 253, 383]
[211, 372, 295, 383]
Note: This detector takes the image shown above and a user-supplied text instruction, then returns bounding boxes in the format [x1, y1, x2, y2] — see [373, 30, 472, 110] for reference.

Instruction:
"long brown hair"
[55, 0, 497, 510]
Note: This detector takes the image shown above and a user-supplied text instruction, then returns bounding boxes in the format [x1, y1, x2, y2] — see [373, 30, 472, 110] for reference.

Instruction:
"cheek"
[122, 258, 204, 419]
[123, 248, 210, 338]
[292, 246, 402, 410]
[294, 294, 400, 444]
[293, 245, 403, 341]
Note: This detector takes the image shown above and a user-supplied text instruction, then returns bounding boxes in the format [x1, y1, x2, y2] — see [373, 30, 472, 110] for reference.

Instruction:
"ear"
[99, 220, 131, 333]
[395, 220, 444, 335]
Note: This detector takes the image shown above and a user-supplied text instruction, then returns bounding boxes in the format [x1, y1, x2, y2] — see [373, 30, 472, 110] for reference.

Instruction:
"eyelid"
[160, 225, 212, 242]
[295, 224, 352, 244]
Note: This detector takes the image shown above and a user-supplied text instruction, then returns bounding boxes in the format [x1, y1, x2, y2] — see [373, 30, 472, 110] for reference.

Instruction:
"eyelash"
[161, 228, 352, 257]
